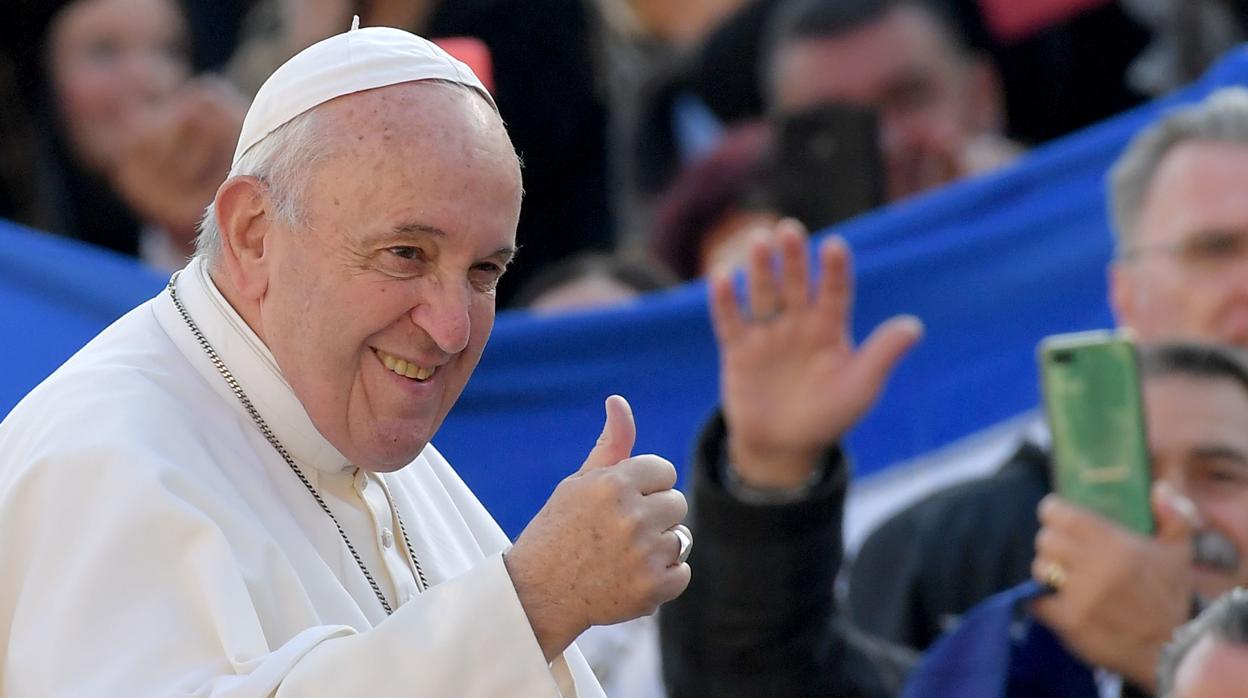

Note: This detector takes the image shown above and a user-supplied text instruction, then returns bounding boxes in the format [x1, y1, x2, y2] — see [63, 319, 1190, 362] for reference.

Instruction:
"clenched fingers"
[614, 454, 679, 495]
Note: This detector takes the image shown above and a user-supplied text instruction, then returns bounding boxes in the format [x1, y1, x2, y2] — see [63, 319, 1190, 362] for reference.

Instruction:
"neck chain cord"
[167, 275, 429, 615]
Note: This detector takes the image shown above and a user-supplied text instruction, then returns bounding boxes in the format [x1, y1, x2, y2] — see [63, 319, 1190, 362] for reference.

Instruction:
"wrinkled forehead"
[315, 81, 515, 162]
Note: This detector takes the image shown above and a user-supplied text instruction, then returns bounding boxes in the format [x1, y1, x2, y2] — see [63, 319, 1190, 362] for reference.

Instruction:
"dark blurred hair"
[1158, 587, 1248, 697]
[650, 121, 774, 280]
[762, 0, 972, 89]
[1139, 342, 1248, 399]
[511, 253, 677, 309]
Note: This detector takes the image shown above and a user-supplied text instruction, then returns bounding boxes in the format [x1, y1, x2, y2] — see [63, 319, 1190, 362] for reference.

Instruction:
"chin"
[358, 443, 429, 472]
[356, 423, 434, 472]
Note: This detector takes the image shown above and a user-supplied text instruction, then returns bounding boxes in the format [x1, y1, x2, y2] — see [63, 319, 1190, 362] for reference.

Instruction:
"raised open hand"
[709, 220, 923, 488]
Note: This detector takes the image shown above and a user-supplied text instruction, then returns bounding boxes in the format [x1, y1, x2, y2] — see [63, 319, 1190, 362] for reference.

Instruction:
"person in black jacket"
[659, 218, 923, 696]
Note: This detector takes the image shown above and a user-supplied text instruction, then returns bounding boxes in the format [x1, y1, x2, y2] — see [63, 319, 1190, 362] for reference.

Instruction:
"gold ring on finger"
[1038, 560, 1068, 592]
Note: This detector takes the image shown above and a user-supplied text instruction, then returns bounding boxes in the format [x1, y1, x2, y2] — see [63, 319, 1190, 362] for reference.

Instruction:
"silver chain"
[167, 275, 428, 615]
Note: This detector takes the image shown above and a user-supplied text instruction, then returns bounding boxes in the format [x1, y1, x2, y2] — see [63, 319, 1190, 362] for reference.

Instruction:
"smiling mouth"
[375, 349, 437, 382]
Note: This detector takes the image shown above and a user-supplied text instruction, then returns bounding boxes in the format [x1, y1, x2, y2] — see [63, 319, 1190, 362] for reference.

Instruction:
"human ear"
[1109, 260, 1137, 329]
[213, 175, 271, 302]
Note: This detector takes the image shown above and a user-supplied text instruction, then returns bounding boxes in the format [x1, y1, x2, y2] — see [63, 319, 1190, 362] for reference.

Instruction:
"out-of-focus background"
[3, 0, 1248, 693]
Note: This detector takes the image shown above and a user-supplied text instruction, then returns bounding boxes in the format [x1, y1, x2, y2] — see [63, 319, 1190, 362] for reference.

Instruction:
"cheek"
[1210, 498, 1248, 551]
[54, 64, 136, 167]
[466, 300, 496, 355]
[56, 64, 124, 126]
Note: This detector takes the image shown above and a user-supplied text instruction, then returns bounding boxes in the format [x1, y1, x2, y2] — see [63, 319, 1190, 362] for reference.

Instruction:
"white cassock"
[0, 258, 605, 697]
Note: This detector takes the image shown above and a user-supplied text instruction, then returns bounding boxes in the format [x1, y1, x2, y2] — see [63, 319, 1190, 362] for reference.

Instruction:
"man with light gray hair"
[0, 23, 691, 696]
[1108, 87, 1248, 347]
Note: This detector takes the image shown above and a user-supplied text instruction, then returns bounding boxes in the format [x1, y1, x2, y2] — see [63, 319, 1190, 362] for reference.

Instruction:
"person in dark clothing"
[847, 441, 1049, 651]
[662, 412, 918, 698]
[658, 218, 924, 696]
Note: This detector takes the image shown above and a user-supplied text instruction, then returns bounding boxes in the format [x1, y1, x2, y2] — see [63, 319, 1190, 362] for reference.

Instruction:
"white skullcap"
[233, 20, 496, 167]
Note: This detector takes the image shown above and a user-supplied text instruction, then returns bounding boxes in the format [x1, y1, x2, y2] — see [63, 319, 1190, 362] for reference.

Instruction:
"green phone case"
[1039, 330, 1154, 534]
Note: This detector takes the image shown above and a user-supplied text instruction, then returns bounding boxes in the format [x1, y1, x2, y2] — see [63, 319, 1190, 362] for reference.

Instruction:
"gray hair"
[1158, 587, 1248, 697]
[1109, 87, 1248, 253]
[195, 107, 326, 263]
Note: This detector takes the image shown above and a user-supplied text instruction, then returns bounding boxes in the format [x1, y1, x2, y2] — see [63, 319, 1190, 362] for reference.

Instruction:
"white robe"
[0, 258, 604, 697]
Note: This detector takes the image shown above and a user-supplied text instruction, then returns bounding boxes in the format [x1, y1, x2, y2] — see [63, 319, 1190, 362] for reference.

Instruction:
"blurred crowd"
[9, 1, 1248, 697]
[5, 0, 1244, 310]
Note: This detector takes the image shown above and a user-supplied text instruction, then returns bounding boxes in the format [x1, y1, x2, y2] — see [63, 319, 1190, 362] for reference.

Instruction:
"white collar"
[154, 257, 354, 474]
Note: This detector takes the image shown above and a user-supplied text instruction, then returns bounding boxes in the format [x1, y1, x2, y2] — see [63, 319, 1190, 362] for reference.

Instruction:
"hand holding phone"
[1039, 330, 1154, 534]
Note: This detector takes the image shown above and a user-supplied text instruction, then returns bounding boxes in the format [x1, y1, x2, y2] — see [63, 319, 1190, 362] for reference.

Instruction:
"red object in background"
[978, 0, 1113, 43]
[432, 37, 495, 94]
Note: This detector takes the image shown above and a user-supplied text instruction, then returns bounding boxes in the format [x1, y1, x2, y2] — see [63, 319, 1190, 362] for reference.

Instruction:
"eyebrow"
[1190, 445, 1248, 464]
[389, 221, 518, 263]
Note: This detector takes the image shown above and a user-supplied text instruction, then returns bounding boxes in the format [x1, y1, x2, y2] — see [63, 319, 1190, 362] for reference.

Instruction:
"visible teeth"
[376, 350, 435, 381]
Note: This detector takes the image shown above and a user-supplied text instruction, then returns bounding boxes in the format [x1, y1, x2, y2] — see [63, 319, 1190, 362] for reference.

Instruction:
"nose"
[410, 276, 471, 355]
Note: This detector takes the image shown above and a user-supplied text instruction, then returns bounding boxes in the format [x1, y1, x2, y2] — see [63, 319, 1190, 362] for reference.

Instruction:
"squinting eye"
[470, 263, 504, 291]
[388, 246, 423, 261]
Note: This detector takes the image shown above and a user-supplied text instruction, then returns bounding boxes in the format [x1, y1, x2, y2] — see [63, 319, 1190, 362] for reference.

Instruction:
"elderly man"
[764, 0, 1020, 202]
[1158, 588, 1248, 698]
[0, 25, 689, 696]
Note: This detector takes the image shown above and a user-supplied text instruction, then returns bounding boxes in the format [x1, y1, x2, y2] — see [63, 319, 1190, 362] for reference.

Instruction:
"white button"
[381, 529, 394, 549]
[403, 591, 414, 604]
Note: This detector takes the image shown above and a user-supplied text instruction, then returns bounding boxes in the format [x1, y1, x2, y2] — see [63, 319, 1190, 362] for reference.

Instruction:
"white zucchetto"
[233, 19, 495, 166]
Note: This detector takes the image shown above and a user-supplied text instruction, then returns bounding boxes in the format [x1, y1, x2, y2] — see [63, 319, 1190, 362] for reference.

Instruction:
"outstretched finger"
[850, 314, 923, 400]
[708, 270, 744, 344]
[746, 231, 781, 321]
[816, 236, 852, 338]
[777, 219, 811, 311]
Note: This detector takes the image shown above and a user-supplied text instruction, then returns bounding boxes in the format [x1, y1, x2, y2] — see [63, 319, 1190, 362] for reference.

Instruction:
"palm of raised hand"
[709, 221, 922, 487]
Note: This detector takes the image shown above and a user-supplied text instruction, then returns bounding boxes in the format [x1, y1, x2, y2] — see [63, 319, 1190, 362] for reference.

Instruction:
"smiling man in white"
[0, 23, 691, 697]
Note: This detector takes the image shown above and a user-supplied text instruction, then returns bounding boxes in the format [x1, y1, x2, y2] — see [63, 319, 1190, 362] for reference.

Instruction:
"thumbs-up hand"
[580, 394, 637, 471]
[1030, 485, 1197, 693]
[505, 396, 691, 662]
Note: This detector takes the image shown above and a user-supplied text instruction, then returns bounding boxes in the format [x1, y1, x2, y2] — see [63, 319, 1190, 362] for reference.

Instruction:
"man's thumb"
[580, 395, 636, 471]
[1153, 481, 1199, 543]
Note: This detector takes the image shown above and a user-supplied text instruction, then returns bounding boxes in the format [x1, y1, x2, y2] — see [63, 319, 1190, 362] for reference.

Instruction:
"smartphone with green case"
[1038, 330, 1154, 534]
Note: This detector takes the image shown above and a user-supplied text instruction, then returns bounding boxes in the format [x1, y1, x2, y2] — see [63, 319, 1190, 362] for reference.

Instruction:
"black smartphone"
[768, 103, 884, 232]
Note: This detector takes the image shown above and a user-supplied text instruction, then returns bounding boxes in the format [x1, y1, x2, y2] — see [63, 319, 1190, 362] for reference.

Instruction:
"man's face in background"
[767, 3, 1003, 201]
[1145, 373, 1248, 601]
[1113, 141, 1248, 348]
